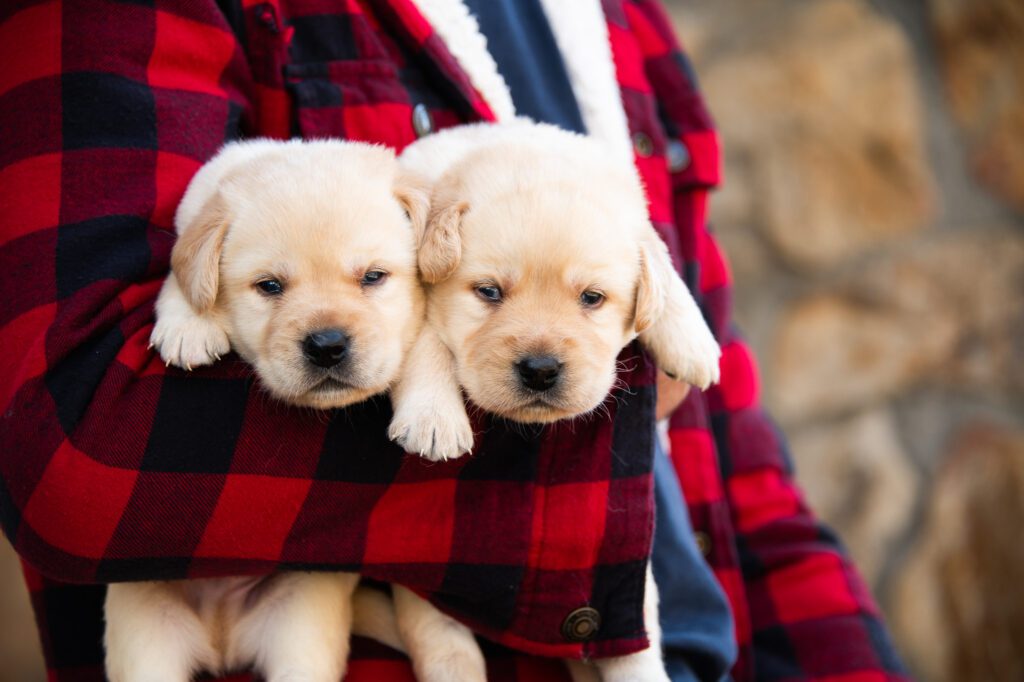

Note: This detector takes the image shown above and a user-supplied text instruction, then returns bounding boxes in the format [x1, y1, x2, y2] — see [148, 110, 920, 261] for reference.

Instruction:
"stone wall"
[667, 1, 1024, 679]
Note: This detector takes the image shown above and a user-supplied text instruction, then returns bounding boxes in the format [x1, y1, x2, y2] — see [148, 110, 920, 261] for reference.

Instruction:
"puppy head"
[418, 143, 671, 423]
[171, 140, 428, 409]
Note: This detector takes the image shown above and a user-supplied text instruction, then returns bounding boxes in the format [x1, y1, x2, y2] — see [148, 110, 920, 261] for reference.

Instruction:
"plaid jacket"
[0, 0, 907, 680]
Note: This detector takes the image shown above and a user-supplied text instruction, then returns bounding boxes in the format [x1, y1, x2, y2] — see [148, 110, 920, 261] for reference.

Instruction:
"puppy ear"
[636, 229, 722, 389]
[169, 141, 280, 313]
[171, 192, 229, 313]
[418, 192, 467, 284]
[393, 169, 431, 238]
[634, 238, 667, 334]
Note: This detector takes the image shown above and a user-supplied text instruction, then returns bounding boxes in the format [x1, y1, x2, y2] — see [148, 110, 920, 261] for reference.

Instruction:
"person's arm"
[0, 0, 288, 583]
[625, 2, 909, 679]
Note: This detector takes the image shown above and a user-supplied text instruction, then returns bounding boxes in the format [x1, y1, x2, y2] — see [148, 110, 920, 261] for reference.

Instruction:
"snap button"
[667, 139, 691, 172]
[562, 606, 601, 642]
[256, 3, 280, 33]
[694, 531, 711, 557]
[632, 131, 654, 158]
[412, 103, 433, 138]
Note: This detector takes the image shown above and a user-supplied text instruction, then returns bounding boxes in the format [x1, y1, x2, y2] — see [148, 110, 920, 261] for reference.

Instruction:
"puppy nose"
[517, 355, 562, 392]
[302, 328, 350, 368]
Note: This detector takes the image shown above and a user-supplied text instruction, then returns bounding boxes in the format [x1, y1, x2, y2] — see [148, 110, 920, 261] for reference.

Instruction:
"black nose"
[517, 355, 562, 392]
[302, 329, 350, 368]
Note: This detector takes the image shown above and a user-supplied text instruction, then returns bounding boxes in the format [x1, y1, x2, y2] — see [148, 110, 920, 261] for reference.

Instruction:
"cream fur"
[394, 586, 488, 682]
[390, 121, 717, 682]
[151, 139, 426, 409]
[399, 2, 698, 677]
[105, 574, 360, 682]
[393, 121, 720, 461]
[110, 140, 434, 682]
[120, 1, 711, 677]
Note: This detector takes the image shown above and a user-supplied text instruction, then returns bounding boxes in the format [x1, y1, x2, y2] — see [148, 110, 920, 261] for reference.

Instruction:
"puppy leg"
[565, 659, 601, 682]
[388, 325, 474, 461]
[104, 581, 217, 682]
[393, 585, 487, 682]
[149, 275, 230, 371]
[638, 233, 720, 390]
[592, 566, 670, 682]
[351, 584, 407, 653]
[231, 572, 359, 682]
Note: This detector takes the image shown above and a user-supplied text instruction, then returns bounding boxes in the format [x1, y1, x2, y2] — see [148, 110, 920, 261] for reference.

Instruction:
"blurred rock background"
[666, 0, 1024, 680]
[1, 1, 1021, 679]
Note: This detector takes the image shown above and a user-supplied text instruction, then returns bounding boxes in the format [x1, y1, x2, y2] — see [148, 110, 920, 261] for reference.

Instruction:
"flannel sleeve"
[626, 2, 909, 679]
[0, 0, 261, 581]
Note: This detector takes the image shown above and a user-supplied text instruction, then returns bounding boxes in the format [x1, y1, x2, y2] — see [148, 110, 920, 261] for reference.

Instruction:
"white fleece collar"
[537, 0, 634, 164]
[413, 0, 633, 163]
[412, 0, 516, 121]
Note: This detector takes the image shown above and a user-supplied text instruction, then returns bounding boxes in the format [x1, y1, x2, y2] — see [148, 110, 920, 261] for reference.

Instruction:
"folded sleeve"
[0, 0, 263, 581]
[626, 2, 909, 679]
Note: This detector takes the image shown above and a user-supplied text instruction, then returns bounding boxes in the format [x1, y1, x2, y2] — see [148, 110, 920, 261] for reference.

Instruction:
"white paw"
[150, 313, 230, 371]
[388, 400, 474, 462]
[596, 651, 671, 682]
[415, 653, 487, 682]
[656, 327, 721, 390]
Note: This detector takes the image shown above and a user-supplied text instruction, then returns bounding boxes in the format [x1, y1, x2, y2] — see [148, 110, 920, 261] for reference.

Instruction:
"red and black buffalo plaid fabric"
[0, 0, 908, 680]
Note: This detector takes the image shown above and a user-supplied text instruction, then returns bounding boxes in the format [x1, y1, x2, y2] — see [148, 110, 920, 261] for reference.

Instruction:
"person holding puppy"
[0, 2, 907, 682]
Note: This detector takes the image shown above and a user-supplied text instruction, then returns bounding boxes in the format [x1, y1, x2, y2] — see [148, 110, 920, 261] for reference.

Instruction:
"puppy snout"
[302, 328, 350, 368]
[517, 355, 563, 392]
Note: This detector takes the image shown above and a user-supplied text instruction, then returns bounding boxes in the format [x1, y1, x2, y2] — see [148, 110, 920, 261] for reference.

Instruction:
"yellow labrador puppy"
[104, 139, 432, 682]
[391, 120, 720, 458]
[386, 121, 722, 682]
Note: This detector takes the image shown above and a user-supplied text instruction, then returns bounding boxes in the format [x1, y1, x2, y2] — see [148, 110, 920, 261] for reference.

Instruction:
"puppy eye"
[361, 269, 389, 286]
[580, 290, 604, 308]
[476, 284, 503, 303]
[255, 279, 284, 296]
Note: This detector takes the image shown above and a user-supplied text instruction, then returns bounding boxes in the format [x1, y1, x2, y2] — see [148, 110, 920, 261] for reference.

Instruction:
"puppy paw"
[388, 402, 474, 462]
[415, 653, 487, 682]
[596, 652, 671, 682]
[656, 330, 721, 390]
[643, 316, 721, 390]
[150, 313, 230, 371]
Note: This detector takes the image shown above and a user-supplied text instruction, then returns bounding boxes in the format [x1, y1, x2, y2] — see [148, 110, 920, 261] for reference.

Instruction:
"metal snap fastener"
[694, 530, 711, 557]
[412, 103, 433, 138]
[667, 139, 691, 172]
[632, 131, 654, 158]
[256, 3, 280, 33]
[562, 606, 601, 642]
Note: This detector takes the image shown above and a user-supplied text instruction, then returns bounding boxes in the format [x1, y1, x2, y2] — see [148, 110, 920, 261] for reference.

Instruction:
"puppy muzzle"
[516, 354, 563, 392]
[302, 328, 350, 369]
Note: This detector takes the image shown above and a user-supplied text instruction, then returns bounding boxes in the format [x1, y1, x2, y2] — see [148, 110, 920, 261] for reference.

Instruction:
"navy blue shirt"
[463, 0, 586, 134]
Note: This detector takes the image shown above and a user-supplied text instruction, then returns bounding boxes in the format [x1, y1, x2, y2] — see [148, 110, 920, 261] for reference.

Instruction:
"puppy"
[149, 139, 426, 407]
[387, 121, 722, 682]
[390, 120, 720, 458]
[104, 139, 431, 682]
